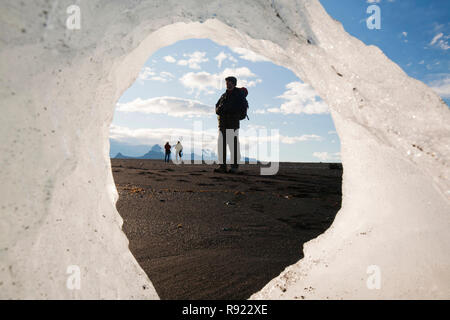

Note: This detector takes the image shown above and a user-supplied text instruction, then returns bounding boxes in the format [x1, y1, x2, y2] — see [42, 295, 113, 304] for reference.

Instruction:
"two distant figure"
[164, 141, 183, 163]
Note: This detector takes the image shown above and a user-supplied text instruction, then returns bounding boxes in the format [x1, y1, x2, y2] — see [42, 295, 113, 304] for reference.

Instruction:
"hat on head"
[225, 76, 237, 85]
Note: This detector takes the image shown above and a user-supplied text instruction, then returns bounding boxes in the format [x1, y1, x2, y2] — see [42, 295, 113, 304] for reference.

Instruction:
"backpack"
[238, 87, 249, 120]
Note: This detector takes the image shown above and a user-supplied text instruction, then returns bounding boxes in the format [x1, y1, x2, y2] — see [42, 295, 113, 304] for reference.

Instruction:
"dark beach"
[111, 159, 342, 300]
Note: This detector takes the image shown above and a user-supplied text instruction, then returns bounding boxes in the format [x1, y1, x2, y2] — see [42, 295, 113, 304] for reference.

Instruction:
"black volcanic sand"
[111, 159, 342, 300]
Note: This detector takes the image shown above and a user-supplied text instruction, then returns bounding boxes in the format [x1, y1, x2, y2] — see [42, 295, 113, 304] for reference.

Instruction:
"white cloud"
[222, 67, 257, 79]
[150, 71, 175, 82]
[214, 52, 238, 68]
[278, 134, 322, 144]
[160, 71, 175, 78]
[228, 55, 238, 64]
[138, 67, 156, 81]
[164, 55, 177, 63]
[430, 33, 443, 45]
[179, 67, 261, 95]
[430, 33, 449, 50]
[437, 40, 450, 50]
[429, 75, 450, 98]
[214, 52, 228, 68]
[239, 132, 322, 145]
[179, 71, 221, 95]
[253, 109, 267, 114]
[401, 32, 408, 43]
[138, 67, 175, 83]
[177, 51, 209, 69]
[230, 47, 270, 62]
[246, 124, 267, 130]
[148, 76, 169, 82]
[313, 152, 341, 162]
[238, 78, 263, 88]
[116, 97, 214, 118]
[267, 81, 329, 115]
[109, 125, 218, 151]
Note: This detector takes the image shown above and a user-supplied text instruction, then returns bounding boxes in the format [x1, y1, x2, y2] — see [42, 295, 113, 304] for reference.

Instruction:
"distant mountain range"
[109, 140, 155, 158]
[110, 140, 218, 160]
[113, 144, 218, 161]
[110, 140, 257, 162]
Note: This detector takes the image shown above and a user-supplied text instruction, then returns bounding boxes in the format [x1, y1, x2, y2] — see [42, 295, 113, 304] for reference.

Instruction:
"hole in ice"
[109, 38, 342, 299]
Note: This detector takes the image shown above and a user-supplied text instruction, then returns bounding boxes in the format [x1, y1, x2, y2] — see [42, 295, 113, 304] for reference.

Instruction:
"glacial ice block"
[0, 0, 449, 299]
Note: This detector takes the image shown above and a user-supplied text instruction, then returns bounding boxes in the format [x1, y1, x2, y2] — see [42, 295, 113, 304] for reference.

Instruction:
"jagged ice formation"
[1, 0, 449, 299]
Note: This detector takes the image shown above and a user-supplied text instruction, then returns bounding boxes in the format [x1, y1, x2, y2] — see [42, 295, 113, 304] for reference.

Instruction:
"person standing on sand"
[214, 76, 247, 174]
[175, 141, 183, 162]
[164, 142, 171, 163]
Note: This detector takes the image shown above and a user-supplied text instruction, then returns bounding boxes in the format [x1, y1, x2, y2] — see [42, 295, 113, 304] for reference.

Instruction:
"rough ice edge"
[0, 0, 449, 299]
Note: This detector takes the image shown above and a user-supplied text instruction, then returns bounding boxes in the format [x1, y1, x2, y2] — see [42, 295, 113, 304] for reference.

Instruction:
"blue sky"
[320, 0, 449, 104]
[110, 0, 449, 162]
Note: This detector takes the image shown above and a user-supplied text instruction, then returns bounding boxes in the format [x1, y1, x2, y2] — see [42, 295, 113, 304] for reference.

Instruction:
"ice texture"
[0, 0, 449, 299]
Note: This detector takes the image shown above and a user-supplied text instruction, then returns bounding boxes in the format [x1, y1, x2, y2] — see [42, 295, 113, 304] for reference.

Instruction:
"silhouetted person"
[164, 142, 171, 163]
[214, 76, 247, 173]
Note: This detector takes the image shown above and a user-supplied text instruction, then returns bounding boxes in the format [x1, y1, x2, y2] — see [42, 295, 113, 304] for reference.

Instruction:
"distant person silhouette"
[174, 141, 183, 162]
[164, 142, 171, 163]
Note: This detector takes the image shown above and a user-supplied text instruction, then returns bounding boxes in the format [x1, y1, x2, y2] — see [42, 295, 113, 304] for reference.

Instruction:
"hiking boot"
[228, 166, 239, 174]
[213, 165, 227, 173]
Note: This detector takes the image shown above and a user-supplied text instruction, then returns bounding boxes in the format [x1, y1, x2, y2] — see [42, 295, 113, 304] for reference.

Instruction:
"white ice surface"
[0, 0, 449, 299]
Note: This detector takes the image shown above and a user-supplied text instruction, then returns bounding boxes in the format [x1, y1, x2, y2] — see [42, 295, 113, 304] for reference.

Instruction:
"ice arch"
[1, 0, 449, 299]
